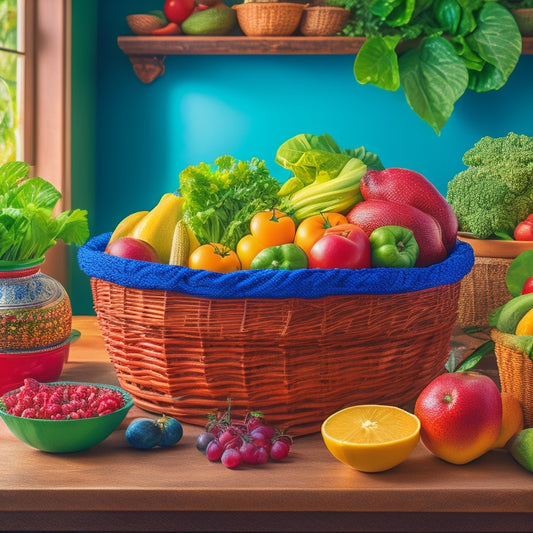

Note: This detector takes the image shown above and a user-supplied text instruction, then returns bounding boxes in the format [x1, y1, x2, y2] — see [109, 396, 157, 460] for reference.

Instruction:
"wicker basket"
[126, 14, 167, 35]
[299, 6, 350, 36]
[80, 234, 473, 436]
[457, 256, 513, 327]
[233, 2, 305, 36]
[491, 328, 533, 428]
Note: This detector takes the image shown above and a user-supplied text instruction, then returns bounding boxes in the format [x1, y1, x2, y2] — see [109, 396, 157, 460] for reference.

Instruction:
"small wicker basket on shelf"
[491, 328, 533, 428]
[299, 6, 350, 36]
[126, 14, 167, 35]
[233, 2, 305, 36]
[79, 234, 474, 436]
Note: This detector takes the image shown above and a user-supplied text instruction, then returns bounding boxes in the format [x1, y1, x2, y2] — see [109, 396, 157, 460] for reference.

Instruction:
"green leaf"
[465, 2, 521, 92]
[506, 250, 533, 297]
[354, 35, 402, 91]
[0, 161, 89, 261]
[454, 340, 495, 372]
[399, 36, 468, 135]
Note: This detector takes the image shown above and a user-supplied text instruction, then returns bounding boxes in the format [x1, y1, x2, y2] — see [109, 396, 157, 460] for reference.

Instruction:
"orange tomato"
[250, 209, 296, 248]
[188, 243, 241, 273]
[294, 212, 347, 257]
[236, 234, 264, 270]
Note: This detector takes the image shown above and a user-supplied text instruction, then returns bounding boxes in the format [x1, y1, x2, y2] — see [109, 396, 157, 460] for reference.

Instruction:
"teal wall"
[70, 0, 533, 314]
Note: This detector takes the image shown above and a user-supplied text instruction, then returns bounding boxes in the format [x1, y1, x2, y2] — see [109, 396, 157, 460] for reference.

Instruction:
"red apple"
[105, 237, 160, 263]
[522, 276, 533, 295]
[414, 372, 502, 465]
[308, 223, 371, 269]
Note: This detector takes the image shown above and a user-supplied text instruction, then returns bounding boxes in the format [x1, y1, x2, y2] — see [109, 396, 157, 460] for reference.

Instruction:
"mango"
[181, 4, 237, 35]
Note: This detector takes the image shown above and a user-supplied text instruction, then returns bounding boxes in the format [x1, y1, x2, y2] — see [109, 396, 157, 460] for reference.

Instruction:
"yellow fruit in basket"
[132, 193, 185, 264]
[108, 210, 149, 246]
[321, 405, 420, 473]
[515, 307, 533, 335]
[492, 392, 524, 449]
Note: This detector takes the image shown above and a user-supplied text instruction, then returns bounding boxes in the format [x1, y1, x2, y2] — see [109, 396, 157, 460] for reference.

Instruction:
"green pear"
[508, 428, 533, 473]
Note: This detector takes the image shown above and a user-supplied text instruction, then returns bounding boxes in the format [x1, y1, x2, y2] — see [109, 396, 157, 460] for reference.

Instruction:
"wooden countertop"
[1, 316, 532, 533]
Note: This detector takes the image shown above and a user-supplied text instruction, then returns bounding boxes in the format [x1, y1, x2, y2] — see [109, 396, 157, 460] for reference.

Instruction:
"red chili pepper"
[152, 22, 181, 35]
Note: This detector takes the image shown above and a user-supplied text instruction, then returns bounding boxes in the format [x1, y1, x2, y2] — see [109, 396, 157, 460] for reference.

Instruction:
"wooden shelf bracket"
[128, 54, 166, 84]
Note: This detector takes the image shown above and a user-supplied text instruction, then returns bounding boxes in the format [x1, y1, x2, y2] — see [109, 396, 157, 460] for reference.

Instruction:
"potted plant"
[0, 161, 89, 384]
[327, 0, 523, 135]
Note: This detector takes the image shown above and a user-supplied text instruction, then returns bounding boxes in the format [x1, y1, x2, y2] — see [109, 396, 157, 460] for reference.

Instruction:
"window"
[0, 0, 71, 282]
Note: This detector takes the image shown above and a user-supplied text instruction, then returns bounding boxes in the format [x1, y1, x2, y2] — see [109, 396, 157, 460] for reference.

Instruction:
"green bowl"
[0, 382, 134, 453]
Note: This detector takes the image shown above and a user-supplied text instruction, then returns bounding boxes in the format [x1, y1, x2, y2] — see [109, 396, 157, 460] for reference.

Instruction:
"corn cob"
[169, 219, 191, 266]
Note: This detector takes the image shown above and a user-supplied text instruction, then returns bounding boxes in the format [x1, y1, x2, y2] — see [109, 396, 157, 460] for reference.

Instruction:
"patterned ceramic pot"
[0, 258, 72, 352]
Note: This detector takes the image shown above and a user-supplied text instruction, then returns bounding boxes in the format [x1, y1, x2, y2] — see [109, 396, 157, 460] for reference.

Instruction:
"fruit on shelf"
[126, 415, 183, 449]
[321, 404, 421, 473]
[414, 372, 502, 465]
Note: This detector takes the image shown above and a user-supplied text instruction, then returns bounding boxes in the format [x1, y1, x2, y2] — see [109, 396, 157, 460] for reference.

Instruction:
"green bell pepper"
[369, 225, 419, 268]
[250, 243, 308, 270]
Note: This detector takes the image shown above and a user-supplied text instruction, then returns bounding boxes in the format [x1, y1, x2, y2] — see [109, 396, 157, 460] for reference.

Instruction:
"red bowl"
[0, 332, 78, 395]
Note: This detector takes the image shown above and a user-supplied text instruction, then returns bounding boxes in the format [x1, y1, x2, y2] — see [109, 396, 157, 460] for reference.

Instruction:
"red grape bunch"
[195, 400, 293, 469]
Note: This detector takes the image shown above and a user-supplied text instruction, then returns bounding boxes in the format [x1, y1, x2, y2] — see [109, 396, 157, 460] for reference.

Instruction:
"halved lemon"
[321, 404, 421, 473]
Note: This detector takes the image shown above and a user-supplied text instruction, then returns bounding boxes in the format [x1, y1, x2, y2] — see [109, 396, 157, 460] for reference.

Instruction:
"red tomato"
[308, 223, 371, 269]
[522, 276, 533, 295]
[164, 0, 195, 23]
[514, 220, 533, 241]
[294, 212, 347, 258]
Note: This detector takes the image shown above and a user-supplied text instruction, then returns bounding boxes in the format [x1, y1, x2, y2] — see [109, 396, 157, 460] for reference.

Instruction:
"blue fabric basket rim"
[77, 233, 474, 300]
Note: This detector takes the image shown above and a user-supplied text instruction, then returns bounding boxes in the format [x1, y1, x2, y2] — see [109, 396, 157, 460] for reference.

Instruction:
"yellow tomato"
[236, 234, 264, 270]
[294, 212, 347, 257]
[250, 209, 295, 248]
[188, 243, 241, 273]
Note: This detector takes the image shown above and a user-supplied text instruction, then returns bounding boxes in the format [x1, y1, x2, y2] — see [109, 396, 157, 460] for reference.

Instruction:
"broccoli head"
[446, 132, 533, 239]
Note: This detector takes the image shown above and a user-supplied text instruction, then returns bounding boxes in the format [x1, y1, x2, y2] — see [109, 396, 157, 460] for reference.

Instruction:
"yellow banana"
[108, 210, 149, 245]
[132, 193, 185, 263]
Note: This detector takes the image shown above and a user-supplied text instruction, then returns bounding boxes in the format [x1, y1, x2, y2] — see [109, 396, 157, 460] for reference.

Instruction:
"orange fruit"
[492, 392, 524, 449]
[515, 307, 533, 335]
[321, 405, 420, 473]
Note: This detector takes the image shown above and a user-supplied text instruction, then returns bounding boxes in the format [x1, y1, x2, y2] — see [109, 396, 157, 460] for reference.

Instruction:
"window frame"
[28, 0, 71, 283]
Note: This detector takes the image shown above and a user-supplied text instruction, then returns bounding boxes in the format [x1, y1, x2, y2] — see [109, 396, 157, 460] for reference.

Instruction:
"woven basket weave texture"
[457, 256, 512, 327]
[91, 278, 462, 436]
[491, 328, 533, 428]
[233, 2, 305, 36]
[299, 6, 350, 36]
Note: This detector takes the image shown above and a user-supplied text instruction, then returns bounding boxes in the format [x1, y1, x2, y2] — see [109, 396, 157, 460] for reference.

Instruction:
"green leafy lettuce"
[275, 133, 384, 196]
[179, 155, 282, 250]
[0, 161, 89, 261]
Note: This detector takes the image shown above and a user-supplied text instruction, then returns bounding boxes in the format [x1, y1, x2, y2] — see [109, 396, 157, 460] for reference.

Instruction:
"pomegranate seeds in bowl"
[0, 378, 133, 453]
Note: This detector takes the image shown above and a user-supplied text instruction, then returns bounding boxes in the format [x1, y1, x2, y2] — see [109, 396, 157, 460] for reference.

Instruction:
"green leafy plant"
[0, 161, 89, 261]
[329, 0, 522, 134]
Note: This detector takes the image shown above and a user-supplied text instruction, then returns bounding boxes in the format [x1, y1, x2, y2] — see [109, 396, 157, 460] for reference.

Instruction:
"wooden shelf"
[117, 35, 533, 83]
